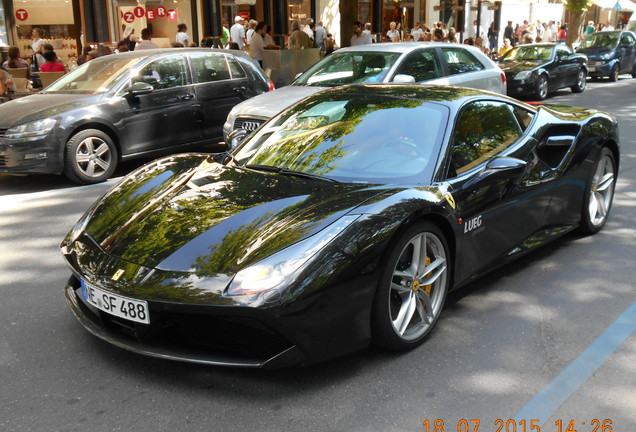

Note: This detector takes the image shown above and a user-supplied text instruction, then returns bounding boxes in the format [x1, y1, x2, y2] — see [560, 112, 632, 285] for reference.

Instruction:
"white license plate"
[81, 280, 150, 324]
[588, 66, 596, 72]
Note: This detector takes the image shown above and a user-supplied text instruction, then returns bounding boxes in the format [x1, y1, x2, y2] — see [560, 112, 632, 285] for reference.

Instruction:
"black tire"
[571, 68, 586, 93]
[64, 129, 118, 184]
[609, 65, 619, 82]
[371, 222, 451, 350]
[534, 74, 549, 100]
[579, 147, 616, 234]
[631, 63, 636, 78]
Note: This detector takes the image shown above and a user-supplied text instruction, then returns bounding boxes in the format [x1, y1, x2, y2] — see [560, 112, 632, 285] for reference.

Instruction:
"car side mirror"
[126, 82, 154, 97]
[227, 128, 249, 150]
[392, 74, 416, 84]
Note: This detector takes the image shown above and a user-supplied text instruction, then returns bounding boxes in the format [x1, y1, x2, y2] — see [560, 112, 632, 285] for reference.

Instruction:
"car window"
[394, 49, 443, 81]
[190, 52, 233, 83]
[556, 46, 571, 57]
[293, 51, 401, 86]
[513, 106, 534, 131]
[441, 48, 485, 75]
[134, 55, 188, 90]
[620, 33, 634, 46]
[449, 101, 523, 176]
[226, 55, 247, 78]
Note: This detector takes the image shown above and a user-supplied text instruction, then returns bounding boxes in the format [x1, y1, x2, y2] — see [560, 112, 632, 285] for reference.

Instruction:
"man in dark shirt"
[504, 21, 515, 44]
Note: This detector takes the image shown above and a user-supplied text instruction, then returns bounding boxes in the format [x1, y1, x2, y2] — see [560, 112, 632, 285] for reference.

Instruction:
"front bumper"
[65, 275, 306, 368]
[587, 60, 614, 77]
[505, 78, 538, 97]
[0, 134, 64, 175]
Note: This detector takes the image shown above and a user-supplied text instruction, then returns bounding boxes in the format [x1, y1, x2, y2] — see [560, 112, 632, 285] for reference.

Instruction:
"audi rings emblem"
[242, 122, 261, 131]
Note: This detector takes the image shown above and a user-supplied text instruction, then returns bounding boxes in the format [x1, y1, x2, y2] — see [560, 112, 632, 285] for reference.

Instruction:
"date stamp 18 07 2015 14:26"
[422, 419, 614, 432]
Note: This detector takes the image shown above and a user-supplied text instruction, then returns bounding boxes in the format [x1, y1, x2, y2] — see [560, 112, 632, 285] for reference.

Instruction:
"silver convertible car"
[223, 42, 507, 142]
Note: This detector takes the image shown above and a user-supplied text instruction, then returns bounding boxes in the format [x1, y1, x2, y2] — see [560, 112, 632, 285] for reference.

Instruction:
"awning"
[592, 0, 636, 10]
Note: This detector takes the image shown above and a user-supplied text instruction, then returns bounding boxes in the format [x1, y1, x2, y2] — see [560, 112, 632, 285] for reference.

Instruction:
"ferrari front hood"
[83, 155, 387, 274]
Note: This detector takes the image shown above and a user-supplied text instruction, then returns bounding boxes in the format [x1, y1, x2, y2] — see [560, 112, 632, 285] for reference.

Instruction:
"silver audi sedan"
[223, 42, 507, 142]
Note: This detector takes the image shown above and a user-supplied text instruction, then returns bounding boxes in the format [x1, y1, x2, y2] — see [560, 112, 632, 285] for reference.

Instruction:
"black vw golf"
[61, 85, 619, 368]
[0, 48, 271, 184]
[500, 43, 588, 100]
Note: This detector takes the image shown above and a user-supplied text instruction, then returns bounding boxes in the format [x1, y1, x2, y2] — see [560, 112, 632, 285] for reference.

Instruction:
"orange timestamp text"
[422, 419, 614, 432]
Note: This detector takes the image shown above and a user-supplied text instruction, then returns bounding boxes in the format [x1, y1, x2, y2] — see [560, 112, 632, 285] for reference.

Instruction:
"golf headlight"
[514, 70, 532, 80]
[600, 52, 614, 61]
[227, 215, 360, 295]
[5, 118, 57, 139]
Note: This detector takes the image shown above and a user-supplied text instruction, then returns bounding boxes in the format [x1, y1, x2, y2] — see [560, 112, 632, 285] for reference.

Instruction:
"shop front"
[7, 0, 79, 68]
[109, 0, 196, 47]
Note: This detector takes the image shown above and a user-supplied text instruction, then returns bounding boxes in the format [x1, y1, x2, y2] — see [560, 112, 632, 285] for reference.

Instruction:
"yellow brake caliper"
[423, 256, 432, 295]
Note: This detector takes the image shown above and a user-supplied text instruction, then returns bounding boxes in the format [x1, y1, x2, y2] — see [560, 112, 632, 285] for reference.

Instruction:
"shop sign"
[134, 6, 145, 18]
[156, 6, 167, 17]
[146, 9, 155, 20]
[240, 12, 250, 20]
[123, 11, 135, 23]
[167, 10, 178, 21]
[15, 9, 29, 21]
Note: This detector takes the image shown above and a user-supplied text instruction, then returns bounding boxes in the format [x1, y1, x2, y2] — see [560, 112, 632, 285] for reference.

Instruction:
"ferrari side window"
[449, 101, 523, 175]
[513, 106, 534, 131]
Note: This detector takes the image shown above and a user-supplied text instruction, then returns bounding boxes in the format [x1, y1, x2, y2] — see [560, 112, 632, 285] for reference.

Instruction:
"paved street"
[1, 78, 635, 432]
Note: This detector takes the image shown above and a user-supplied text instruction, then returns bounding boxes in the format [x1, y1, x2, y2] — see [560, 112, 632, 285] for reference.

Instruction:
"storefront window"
[12, 0, 78, 68]
[111, 0, 194, 47]
[289, 0, 311, 28]
[358, 0, 372, 26]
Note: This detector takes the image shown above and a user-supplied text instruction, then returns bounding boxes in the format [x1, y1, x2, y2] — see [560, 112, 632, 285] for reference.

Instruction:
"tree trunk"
[340, 2, 358, 47]
[567, 10, 586, 47]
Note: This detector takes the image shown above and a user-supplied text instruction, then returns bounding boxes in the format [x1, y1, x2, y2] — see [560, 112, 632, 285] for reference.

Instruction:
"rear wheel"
[64, 129, 118, 184]
[371, 222, 450, 350]
[631, 62, 636, 78]
[571, 68, 586, 93]
[579, 147, 616, 234]
[535, 75, 548, 100]
[609, 65, 619, 82]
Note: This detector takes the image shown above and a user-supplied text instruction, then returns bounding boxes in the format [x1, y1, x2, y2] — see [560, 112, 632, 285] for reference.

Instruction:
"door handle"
[180, 93, 195, 100]
[233, 86, 247, 93]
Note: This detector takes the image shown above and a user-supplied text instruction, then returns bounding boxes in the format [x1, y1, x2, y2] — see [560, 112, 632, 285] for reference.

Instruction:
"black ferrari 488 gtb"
[61, 85, 619, 368]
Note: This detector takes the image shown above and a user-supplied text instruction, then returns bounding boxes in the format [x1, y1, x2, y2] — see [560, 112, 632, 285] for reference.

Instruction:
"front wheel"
[609, 65, 619, 82]
[534, 75, 549, 100]
[571, 68, 586, 93]
[371, 222, 450, 350]
[579, 147, 616, 234]
[64, 129, 118, 184]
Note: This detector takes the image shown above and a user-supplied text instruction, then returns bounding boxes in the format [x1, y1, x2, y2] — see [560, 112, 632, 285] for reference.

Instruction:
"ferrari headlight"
[5, 118, 57, 139]
[227, 215, 360, 295]
[514, 70, 532, 80]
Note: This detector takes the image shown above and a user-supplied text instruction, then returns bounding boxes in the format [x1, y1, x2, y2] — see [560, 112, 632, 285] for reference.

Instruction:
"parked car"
[223, 42, 507, 142]
[500, 43, 588, 100]
[0, 48, 272, 184]
[62, 84, 619, 368]
[576, 30, 636, 81]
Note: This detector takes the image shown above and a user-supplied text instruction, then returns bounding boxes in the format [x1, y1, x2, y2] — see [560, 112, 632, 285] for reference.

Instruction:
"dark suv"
[576, 30, 636, 81]
[0, 48, 271, 184]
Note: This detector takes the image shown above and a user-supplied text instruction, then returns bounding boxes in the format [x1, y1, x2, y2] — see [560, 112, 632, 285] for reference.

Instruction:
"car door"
[554, 45, 578, 88]
[442, 100, 550, 280]
[122, 55, 200, 154]
[391, 48, 444, 83]
[189, 52, 252, 142]
[618, 32, 636, 73]
[439, 47, 500, 92]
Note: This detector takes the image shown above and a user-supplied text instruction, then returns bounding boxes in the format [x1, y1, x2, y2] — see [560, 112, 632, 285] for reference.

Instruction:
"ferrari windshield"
[43, 56, 139, 94]
[293, 52, 401, 87]
[579, 33, 619, 49]
[233, 92, 448, 184]
[503, 45, 553, 61]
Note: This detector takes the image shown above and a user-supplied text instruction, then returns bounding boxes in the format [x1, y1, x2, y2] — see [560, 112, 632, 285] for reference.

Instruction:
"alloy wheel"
[587, 151, 615, 227]
[388, 231, 448, 341]
[74, 136, 113, 178]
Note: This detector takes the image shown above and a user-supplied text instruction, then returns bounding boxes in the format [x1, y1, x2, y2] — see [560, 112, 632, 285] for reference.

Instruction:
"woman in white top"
[176, 23, 191, 47]
[386, 22, 399, 42]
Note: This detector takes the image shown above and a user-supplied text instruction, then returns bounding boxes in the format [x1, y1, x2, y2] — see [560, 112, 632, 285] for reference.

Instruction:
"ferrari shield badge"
[111, 269, 125, 281]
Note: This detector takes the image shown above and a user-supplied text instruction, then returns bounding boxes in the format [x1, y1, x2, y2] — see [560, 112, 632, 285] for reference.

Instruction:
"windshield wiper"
[245, 164, 339, 183]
